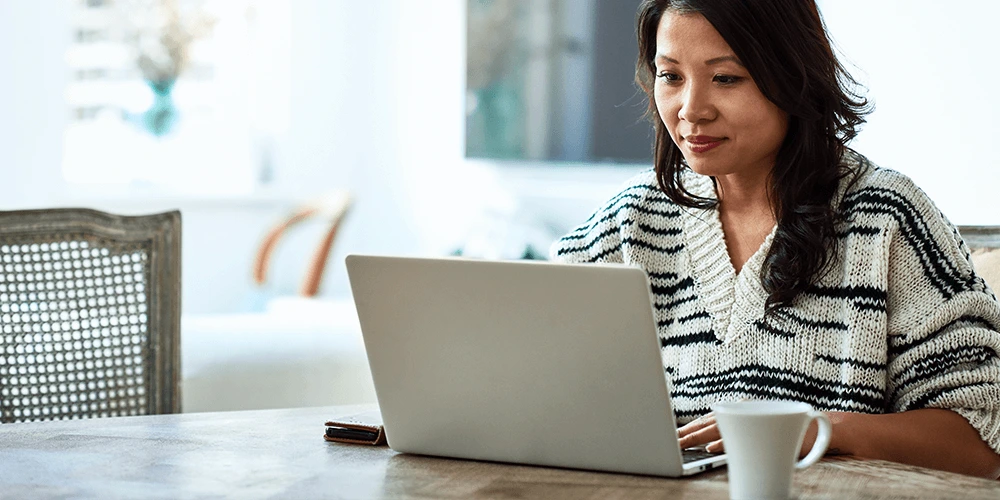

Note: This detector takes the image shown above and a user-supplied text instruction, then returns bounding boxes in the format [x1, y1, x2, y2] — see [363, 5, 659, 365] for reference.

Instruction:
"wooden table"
[1, 406, 997, 499]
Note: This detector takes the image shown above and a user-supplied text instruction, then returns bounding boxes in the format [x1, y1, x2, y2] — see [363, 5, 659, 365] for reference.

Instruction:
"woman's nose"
[677, 85, 716, 123]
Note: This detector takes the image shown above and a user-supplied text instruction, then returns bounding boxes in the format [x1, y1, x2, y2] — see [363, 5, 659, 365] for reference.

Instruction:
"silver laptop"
[345, 255, 727, 476]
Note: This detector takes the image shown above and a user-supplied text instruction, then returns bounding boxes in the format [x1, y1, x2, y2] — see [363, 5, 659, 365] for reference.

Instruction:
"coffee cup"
[712, 400, 832, 500]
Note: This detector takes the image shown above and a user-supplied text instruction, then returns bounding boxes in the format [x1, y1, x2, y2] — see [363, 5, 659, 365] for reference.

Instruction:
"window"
[465, 0, 651, 164]
[62, 0, 290, 196]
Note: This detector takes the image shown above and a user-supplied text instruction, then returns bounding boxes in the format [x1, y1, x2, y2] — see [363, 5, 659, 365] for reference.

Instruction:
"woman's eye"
[656, 72, 681, 84]
[714, 75, 743, 85]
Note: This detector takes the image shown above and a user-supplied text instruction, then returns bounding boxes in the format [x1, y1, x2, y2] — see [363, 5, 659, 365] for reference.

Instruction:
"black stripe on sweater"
[904, 381, 994, 411]
[754, 309, 851, 337]
[563, 202, 683, 243]
[621, 236, 685, 255]
[647, 271, 680, 281]
[654, 294, 697, 312]
[650, 277, 695, 297]
[841, 187, 967, 298]
[660, 329, 719, 347]
[561, 218, 682, 245]
[674, 408, 708, 420]
[890, 345, 998, 403]
[780, 310, 849, 332]
[637, 222, 683, 238]
[558, 224, 618, 242]
[672, 387, 883, 414]
[572, 192, 681, 235]
[805, 285, 887, 312]
[836, 225, 884, 238]
[658, 311, 711, 328]
[581, 184, 673, 221]
[852, 301, 887, 313]
[672, 364, 883, 401]
[555, 227, 619, 257]
[671, 364, 885, 413]
[584, 246, 622, 263]
[753, 319, 796, 338]
[888, 315, 995, 357]
[814, 353, 886, 371]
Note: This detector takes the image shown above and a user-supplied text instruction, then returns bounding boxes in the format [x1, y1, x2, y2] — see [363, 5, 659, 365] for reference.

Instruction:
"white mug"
[712, 400, 832, 500]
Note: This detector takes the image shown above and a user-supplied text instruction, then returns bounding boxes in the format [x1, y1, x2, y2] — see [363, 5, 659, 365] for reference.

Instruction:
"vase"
[142, 79, 179, 137]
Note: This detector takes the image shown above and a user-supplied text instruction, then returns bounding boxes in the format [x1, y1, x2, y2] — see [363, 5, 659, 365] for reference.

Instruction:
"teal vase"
[142, 79, 179, 136]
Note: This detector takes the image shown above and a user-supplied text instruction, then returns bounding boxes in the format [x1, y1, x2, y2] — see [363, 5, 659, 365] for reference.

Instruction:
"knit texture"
[550, 152, 1000, 454]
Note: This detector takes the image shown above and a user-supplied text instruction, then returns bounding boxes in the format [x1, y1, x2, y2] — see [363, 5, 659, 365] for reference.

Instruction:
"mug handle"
[795, 410, 832, 469]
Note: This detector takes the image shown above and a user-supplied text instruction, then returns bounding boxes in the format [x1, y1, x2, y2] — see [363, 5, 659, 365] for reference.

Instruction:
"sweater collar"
[681, 173, 773, 343]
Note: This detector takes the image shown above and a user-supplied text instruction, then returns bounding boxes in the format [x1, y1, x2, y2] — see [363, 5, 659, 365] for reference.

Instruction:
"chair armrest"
[252, 190, 353, 297]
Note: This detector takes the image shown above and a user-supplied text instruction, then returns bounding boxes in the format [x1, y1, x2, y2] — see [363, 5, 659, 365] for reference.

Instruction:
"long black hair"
[635, 0, 871, 312]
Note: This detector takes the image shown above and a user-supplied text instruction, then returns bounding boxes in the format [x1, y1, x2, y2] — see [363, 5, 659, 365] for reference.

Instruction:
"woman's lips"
[685, 135, 726, 153]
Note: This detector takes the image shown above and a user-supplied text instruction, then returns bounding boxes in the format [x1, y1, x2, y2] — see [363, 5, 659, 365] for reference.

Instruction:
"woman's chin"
[684, 161, 727, 178]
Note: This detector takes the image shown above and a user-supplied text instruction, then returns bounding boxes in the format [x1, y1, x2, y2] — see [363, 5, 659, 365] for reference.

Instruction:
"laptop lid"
[346, 255, 696, 477]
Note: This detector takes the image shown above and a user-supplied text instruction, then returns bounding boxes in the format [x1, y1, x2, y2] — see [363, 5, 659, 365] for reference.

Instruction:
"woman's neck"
[714, 172, 774, 220]
[714, 171, 777, 274]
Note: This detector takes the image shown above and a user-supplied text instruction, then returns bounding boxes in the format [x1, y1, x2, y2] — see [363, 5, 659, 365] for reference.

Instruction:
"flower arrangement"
[115, 0, 216, 135]
[118, 0, 216, 85]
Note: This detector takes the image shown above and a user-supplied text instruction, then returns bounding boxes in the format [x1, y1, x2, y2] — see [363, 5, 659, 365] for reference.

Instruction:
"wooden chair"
[253, 190, 352, 297]
[0, 209, 181, 422]
[959, 226, 1000, 293]
[959, 226, 1000, 249]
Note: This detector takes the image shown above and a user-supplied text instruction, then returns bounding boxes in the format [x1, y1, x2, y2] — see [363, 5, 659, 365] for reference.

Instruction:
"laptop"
[345, 255, 727, 477]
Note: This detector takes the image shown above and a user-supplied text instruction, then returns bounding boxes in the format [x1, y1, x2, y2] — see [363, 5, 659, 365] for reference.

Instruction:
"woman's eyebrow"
[704, 55, 744, 67]
[655, 54, 744, 67]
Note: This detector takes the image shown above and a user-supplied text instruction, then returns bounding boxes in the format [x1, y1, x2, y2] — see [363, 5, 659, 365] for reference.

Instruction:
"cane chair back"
[0, 209, 181, 422]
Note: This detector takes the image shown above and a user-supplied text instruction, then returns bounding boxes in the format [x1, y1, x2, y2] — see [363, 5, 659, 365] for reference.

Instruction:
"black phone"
[325, 426, 378, 442]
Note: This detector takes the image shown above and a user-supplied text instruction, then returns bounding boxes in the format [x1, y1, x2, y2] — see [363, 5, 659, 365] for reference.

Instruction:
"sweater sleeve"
[548, 192, 627, 264]
[882, 177, 1000, 454]
[548, 172, 661, 264]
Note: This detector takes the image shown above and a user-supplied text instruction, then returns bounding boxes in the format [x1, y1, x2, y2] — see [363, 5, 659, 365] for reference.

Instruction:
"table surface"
[1, 405, 997, 499]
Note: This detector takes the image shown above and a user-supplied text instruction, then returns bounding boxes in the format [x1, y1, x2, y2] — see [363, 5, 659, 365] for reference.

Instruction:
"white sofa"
[180, 298, 376, 413]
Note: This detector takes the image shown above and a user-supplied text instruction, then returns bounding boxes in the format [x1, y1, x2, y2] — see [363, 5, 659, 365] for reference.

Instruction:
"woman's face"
[653, 11, 789, 181]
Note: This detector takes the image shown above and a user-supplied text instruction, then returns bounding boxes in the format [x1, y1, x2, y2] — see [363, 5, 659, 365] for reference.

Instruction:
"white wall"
[817, 0, 1000, 224]
[0, 1, 69, 207]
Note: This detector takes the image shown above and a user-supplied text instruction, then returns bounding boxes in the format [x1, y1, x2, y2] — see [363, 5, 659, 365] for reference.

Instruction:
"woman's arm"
[812, 409, 1000, 479]
[679, 408, 1000, 479]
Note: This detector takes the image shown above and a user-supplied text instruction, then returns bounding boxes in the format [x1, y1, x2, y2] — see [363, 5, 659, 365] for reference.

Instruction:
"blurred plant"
[117, 0, 217, 84]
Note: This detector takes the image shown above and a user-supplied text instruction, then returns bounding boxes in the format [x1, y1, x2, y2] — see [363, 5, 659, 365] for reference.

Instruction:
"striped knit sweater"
[550, 152, 1000, 454]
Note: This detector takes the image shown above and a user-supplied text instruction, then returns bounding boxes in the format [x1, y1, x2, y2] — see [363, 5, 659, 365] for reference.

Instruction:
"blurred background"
[1, 0, 997, 412]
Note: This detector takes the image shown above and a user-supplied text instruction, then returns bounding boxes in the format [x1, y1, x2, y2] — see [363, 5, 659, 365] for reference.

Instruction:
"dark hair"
[634, 0, 871, 313]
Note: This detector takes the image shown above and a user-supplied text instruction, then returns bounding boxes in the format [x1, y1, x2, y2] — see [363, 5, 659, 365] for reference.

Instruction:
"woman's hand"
[676, 411, 839, 457]
[677, 412, 724, 453]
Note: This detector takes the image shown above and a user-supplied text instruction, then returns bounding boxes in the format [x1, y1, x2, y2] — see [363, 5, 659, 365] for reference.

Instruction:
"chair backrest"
[959, 226, 1000, 293]
[252, 190, 352, 297]
[0, 209, 181, 422]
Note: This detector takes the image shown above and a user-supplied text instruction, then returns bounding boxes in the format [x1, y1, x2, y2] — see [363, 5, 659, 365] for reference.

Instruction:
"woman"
[550, 0, 1000, 478]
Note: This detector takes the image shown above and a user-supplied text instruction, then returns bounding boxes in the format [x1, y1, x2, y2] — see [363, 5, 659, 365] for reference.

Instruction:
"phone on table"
[325, 426, 379, 442]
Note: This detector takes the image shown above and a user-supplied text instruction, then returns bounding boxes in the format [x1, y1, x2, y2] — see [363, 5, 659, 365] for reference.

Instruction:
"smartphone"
[325, 426, 378, 442]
